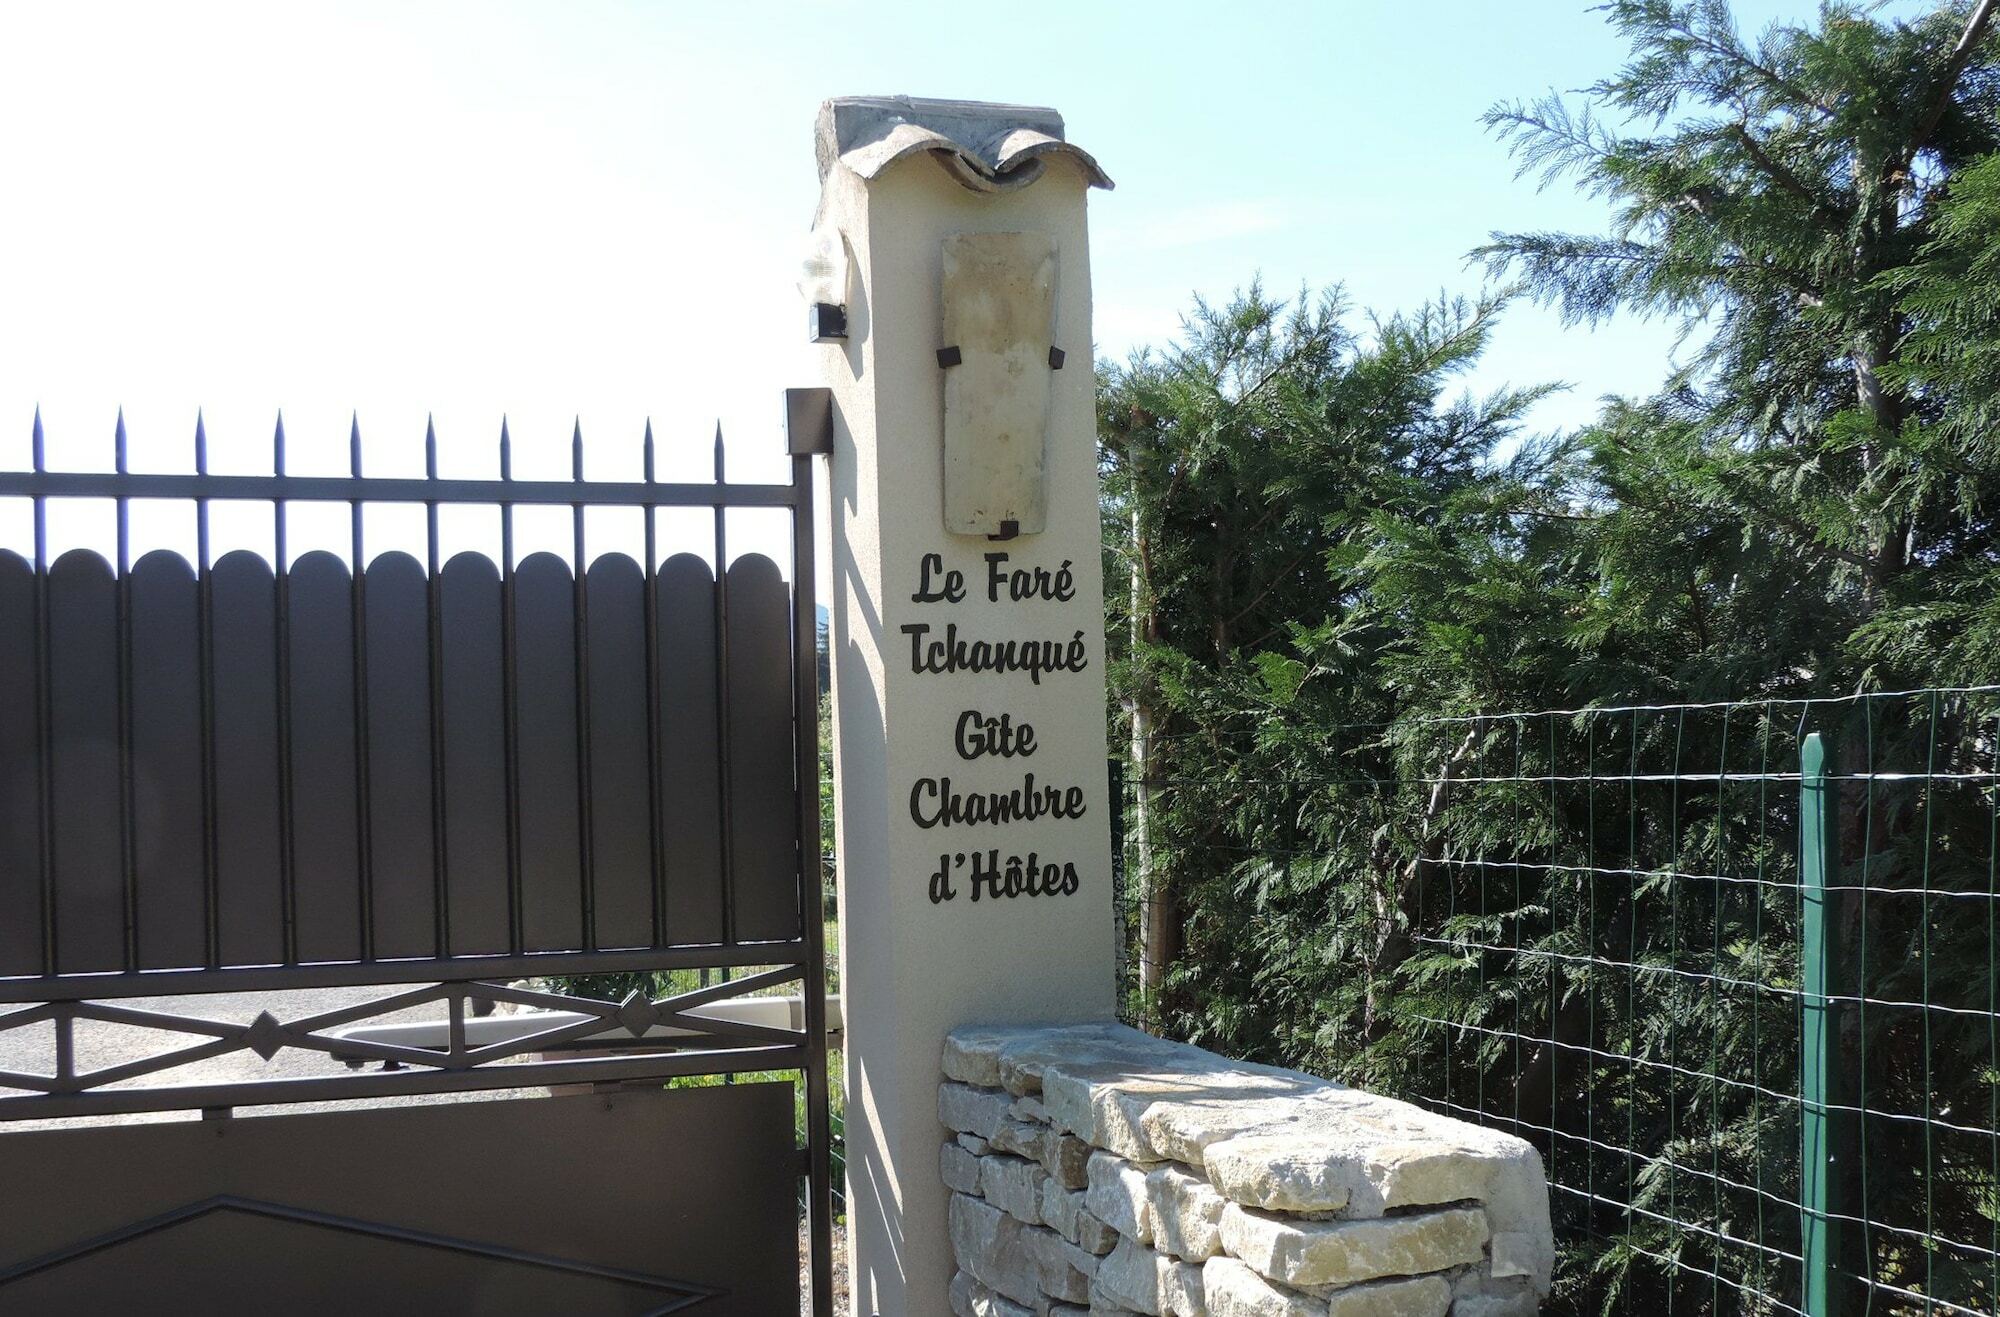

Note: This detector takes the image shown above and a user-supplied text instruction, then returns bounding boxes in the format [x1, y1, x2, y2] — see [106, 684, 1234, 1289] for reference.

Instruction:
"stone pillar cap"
[815, 95, 1113, 194]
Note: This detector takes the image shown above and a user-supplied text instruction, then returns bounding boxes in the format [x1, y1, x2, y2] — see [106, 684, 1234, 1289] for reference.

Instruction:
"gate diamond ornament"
[244, 1011, 286, 1061]
[616, 991, 662, 1037]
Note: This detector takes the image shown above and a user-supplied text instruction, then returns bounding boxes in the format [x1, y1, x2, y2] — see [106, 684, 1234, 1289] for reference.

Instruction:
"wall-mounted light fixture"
[798, 224, 850, 342]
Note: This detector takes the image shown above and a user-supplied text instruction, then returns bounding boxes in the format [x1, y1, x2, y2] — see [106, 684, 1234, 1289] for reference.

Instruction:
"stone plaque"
[940, 231, 1058, 537]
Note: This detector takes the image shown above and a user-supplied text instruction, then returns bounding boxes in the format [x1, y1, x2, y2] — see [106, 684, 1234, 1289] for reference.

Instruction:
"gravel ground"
[800, 1218, 850, 1315]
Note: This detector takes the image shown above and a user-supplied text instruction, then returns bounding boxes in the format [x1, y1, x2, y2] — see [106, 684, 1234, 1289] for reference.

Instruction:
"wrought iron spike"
[713, 421, 725, 483]
[348, 411, 363, 477]
[572, 416, 584, 480]
[116, 409, 132, 571]
[272, 410, 288, 475]
[642, 418, 656, 482]
[499, 416, 513, 479]
[31, 405, 45, 471]
[424, 414, 438, 478]
[194, 409, 209, 474]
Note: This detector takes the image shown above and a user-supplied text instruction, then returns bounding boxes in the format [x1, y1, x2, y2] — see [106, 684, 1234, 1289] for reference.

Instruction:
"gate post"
[808, 97, 1116, 1316]
[1799, 730, 1856, 1316]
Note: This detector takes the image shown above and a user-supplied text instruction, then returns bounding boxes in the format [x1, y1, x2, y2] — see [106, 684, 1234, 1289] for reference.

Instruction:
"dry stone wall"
[938, 1023, 1551, 1317]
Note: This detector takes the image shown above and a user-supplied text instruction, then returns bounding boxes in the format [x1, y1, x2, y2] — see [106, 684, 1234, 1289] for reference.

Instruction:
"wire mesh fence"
[1115, 688, 2000, 1315]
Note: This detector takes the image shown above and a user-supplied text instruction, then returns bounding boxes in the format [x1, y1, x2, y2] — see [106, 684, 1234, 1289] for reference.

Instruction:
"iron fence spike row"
[0, 429, 828, 1106]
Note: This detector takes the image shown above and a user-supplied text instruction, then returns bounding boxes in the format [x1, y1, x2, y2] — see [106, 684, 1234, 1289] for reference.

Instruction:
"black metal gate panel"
[0, 416, 836, 1314]
[0, 541, 799, 972]
[0, 1084, 797, 1315]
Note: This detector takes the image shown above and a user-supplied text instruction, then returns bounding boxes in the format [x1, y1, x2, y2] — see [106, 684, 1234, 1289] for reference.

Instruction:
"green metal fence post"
[1800, 731, 1847, 1317]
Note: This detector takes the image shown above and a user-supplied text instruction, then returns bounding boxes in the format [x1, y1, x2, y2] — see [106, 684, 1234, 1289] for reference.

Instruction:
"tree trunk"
[1128, 474, 1178, 1019]
[1851, 335, 1910, 612]
[1366, 727, 1479, 1039]
[1130, 539, 1163, 1007]
[1132, 700, 1182, 1015]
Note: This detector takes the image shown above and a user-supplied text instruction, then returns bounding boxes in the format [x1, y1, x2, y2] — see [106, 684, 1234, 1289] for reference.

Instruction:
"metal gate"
[0, 414, 835, 1315]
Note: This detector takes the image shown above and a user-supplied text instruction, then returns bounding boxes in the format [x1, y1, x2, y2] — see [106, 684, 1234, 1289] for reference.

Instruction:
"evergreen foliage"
[1103, 4, 2000, 1310]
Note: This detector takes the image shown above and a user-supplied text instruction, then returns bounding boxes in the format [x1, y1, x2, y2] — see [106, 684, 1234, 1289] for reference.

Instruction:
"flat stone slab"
[952, 1191, 1094, 1307]
[1200, 1257, 1452, 1317]
[941, 1082, 1015, 1142]
[943, 1023, 1552, 1289]
[980, 1153, 1050, 1225]
[1092, 1235, 1174, 1315]
[1147, 1162, 1226, 1262]
[1086, 1150, 1155, 1245]
[950, 1269, 1035, 1317]
[1202, 1258, 1324, 1317]
[1320, 1273, 1452, 1317]
[943, 1140, 984, 1194]
[1159, 1257, 1207, 1317]
[1218, 1204, 1486, 1290]
[1042, 1180, 1119, 1255]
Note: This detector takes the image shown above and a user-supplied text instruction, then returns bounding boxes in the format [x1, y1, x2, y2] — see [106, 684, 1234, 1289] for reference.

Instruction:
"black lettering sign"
[907, 552, 1090, 905]
[924, 850, 1081, 903]
[900, 623, 1089, 684]
[910, 773, 1088, 829]
[983, 552, 1076, 603]
[912, 553, 966, 604]
[954, 709, 1037, 759]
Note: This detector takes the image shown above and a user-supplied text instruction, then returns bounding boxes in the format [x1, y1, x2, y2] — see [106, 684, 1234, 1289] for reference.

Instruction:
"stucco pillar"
[810, 97, 1116, 1315]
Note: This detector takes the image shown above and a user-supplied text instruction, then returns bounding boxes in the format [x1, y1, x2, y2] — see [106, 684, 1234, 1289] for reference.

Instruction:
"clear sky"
[0, 0, 1876, 568]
